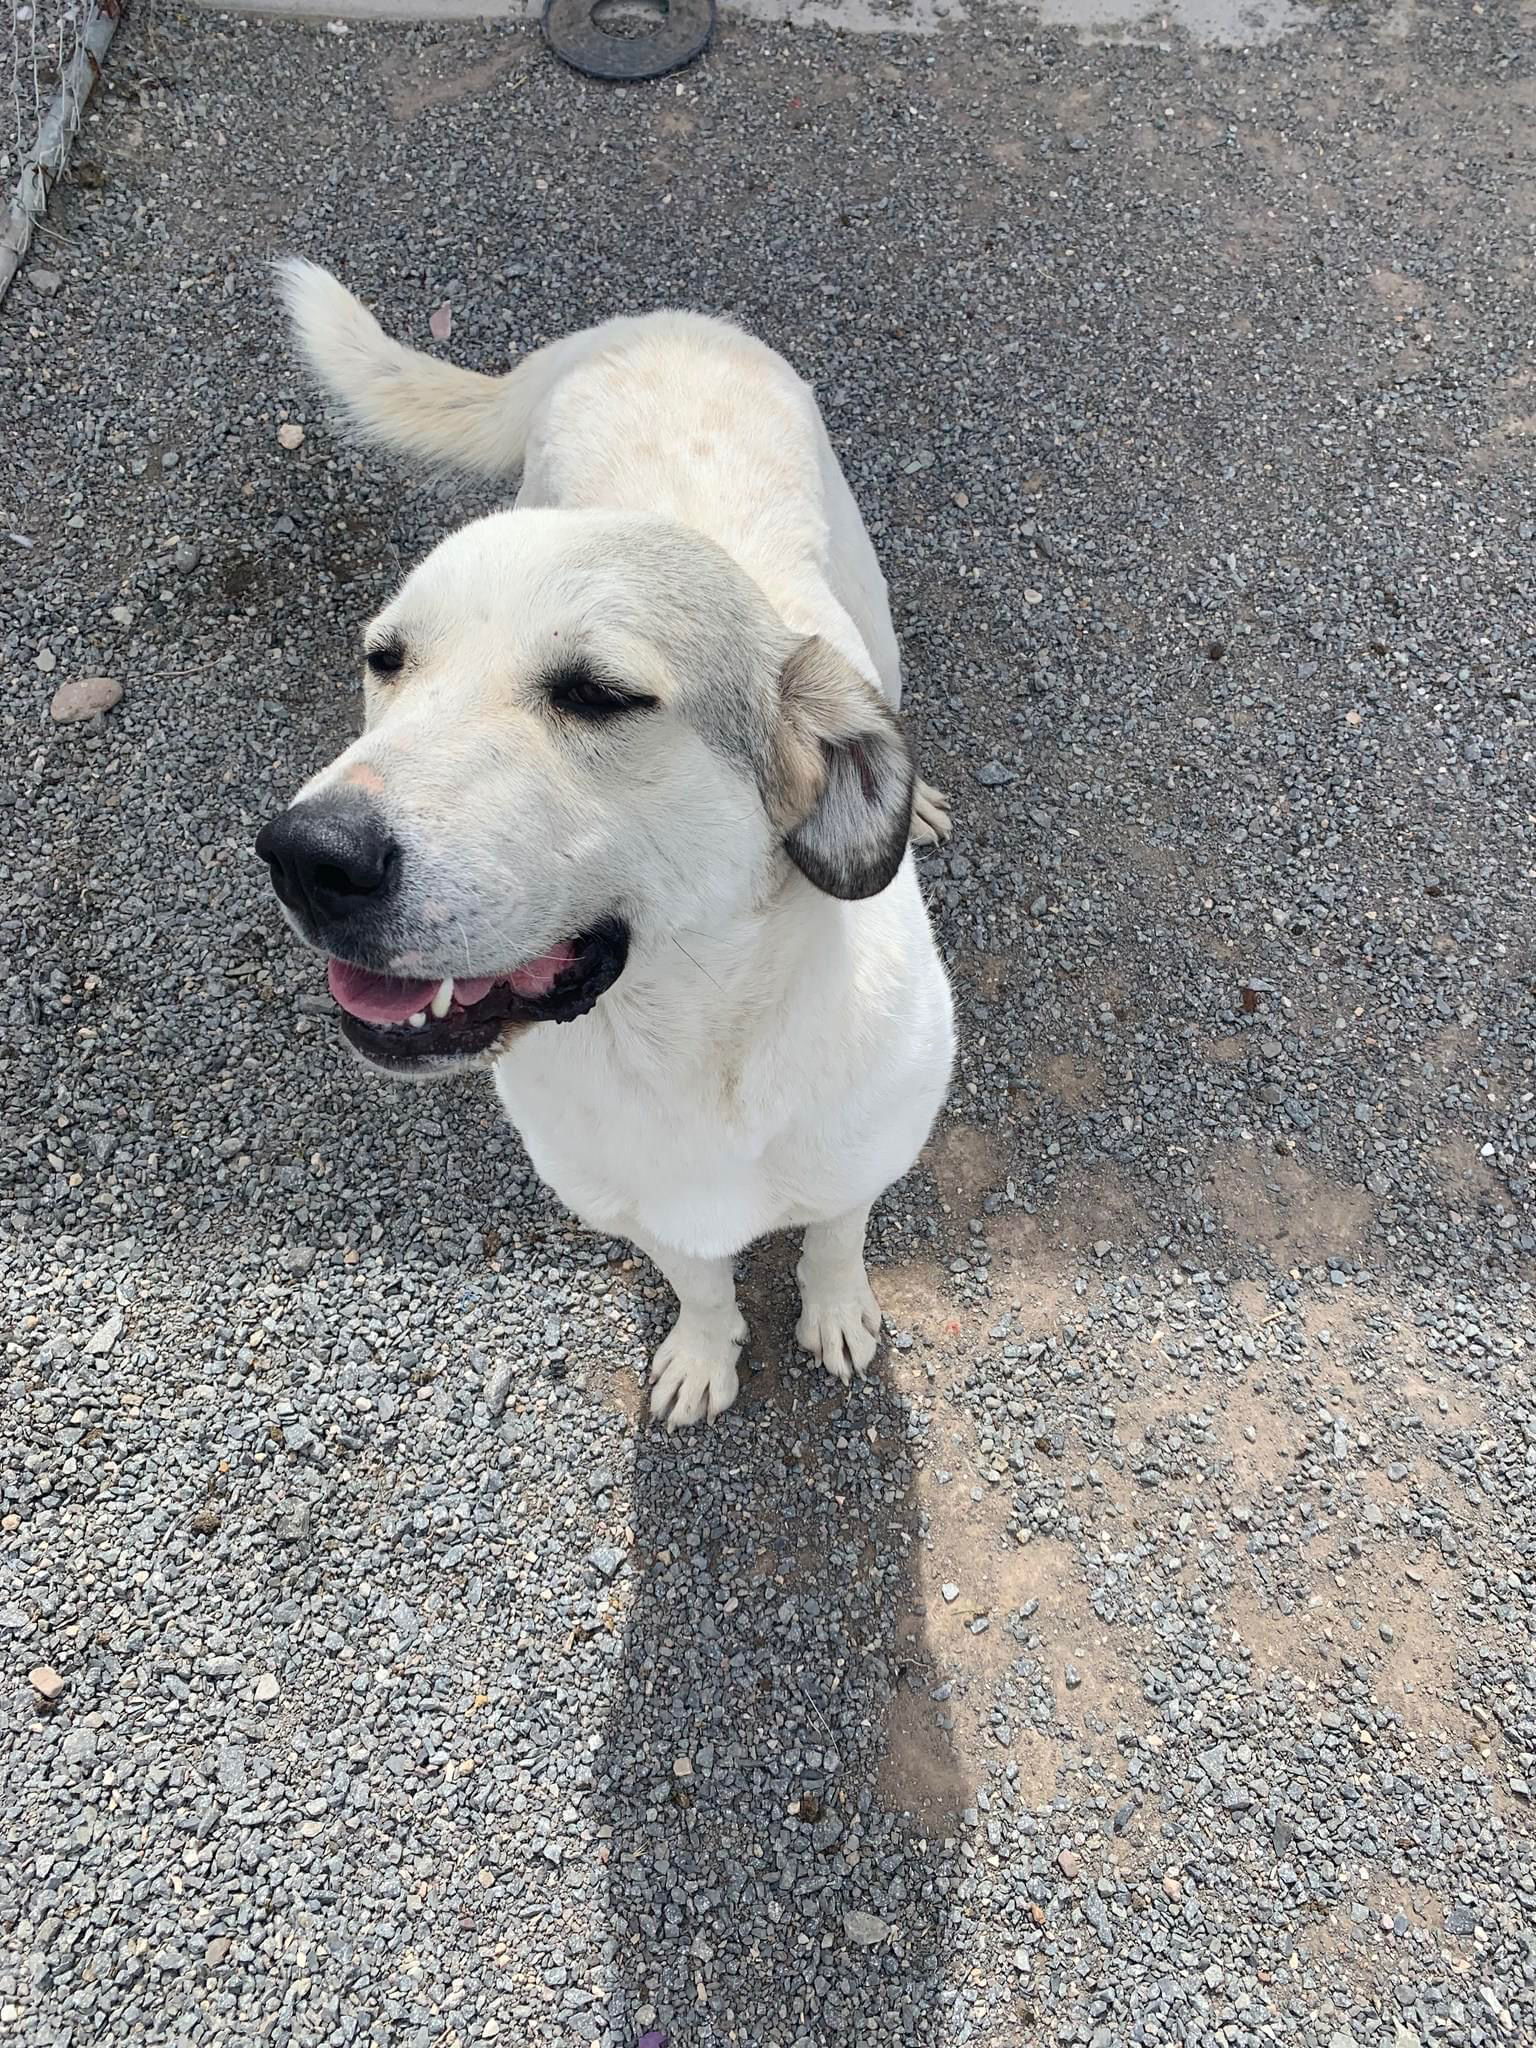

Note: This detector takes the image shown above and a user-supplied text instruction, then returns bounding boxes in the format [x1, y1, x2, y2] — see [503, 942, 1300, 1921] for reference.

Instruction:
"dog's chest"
[492, 1034, 806, 1257]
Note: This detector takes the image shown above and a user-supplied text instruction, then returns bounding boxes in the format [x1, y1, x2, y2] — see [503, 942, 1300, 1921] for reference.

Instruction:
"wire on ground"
[1, 0, 121, 308]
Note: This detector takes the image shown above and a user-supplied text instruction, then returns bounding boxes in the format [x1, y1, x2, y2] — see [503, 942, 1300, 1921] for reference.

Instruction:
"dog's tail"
[274, 257, 571, 477]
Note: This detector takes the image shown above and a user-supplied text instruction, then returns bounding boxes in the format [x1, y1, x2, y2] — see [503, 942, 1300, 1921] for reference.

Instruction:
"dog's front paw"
[649, 1313, 745, 1431]
[910, 777, 952, 846]
[796, 1282, 881, 1387]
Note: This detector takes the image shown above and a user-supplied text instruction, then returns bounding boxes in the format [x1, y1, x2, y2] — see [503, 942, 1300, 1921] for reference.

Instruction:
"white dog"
[256, 262, 955, 1428]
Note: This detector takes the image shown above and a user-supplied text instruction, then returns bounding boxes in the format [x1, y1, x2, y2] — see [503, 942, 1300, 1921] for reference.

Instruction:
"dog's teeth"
[429, 977, 454, 1020]
[408, 1011, 427, 1029]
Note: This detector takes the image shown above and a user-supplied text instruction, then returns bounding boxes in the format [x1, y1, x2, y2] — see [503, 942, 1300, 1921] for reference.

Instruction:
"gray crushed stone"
[2, 3, 1532, 2044]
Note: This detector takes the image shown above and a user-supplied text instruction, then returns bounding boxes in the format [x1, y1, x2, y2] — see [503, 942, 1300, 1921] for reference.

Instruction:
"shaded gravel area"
[2, 3, 1533, 2044]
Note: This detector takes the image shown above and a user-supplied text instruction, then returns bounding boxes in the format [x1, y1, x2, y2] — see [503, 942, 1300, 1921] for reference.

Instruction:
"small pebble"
[84, 1311, 123, 1356]
[841, 1910, 893, 1947]
[29, 1665, 65, 1703]
[484, 1359, 515, 1417]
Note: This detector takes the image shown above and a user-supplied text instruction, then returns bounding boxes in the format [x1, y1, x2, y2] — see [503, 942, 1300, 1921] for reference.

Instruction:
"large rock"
[50, 676, 122, 724]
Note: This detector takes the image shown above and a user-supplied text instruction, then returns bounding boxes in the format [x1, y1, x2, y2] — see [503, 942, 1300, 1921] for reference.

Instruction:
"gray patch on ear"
[776, 639, 915, 901]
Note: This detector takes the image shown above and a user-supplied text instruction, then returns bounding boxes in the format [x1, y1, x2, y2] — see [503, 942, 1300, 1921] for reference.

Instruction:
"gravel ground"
[3, 2, 1534, 2044]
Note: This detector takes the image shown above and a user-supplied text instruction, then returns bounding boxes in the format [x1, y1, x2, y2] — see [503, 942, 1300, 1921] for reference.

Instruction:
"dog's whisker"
[669, 934, 722, 991]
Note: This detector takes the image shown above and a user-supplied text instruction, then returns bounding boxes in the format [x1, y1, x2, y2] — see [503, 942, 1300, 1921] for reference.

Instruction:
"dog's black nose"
[255, 794, 400, 933]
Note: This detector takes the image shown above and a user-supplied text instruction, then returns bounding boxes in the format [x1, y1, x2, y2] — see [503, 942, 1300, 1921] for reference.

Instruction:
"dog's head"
[255, 509, 914, 1075]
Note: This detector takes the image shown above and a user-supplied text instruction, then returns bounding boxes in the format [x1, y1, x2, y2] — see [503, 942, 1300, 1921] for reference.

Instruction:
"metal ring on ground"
[543, 0, 716, 82]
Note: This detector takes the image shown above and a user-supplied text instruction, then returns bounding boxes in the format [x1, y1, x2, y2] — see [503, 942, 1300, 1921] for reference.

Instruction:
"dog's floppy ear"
[766, 638, 915, 901]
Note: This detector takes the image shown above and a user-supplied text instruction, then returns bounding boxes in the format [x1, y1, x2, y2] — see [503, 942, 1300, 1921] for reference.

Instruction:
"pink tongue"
[507, 944, 577, 998]
[325, 945, 578, 1023]
[328, 959, 436, 1025]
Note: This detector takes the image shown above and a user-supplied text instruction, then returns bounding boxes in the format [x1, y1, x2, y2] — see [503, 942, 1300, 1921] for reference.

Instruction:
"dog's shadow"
[593, 1238, 966, 2046]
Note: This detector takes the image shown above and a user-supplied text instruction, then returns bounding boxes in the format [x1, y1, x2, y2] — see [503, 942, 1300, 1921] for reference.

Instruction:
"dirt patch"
[1395, 1367, 1485, 1436]
[1208, 1379, 1303, 1494]
[1365, 266, 1428, 315]
[1276, 1284, 1489, 1437]
[877, 1258, 965, 1358]
[883, 1437, 1144, 1821]
[987, 138, 1033, 175]
[1465, 365, 1536, 474]
[1231, 1275, 1282, 1323]
[592, 1357, 646, 1427]
[1416, 1022, 1483, 1077]
[983, 1217, 1079, 1339]
[925, 1120, 1004, 1215]
[1011, 1551, 1141, 1741]
[735, 1232, 798, 1347]
[993, 1167, 1153, 1272]
[965, 949, 1010, 1001]
[1207, 1145, 1376, 1268]
[879, 1680, 972, 1835]
[381, 48, 522, 124]
[1037, 1051, 1107, 1110]
[1432, 1135, 1502, 1211]
[1292, 1284, 1421, 1366]
[1225, 1569, 1472, 1747]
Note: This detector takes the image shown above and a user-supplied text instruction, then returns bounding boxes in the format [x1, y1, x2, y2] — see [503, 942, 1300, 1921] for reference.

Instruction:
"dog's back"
[277, 262, 906, 716]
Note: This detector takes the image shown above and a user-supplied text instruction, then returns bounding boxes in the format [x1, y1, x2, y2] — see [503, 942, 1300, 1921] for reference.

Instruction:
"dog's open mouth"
[325, 918, 629, 1071]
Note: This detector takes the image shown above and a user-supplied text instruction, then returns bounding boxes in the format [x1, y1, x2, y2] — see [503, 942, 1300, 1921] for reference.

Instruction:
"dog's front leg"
[635, 1233, 747, 1432]
[795, 1204, 882, 1386]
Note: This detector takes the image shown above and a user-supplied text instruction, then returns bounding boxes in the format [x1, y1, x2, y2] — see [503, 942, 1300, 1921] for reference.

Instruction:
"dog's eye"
[547, 666, 654, 719]
[365, 636, 406, 678]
